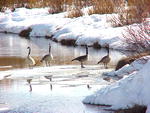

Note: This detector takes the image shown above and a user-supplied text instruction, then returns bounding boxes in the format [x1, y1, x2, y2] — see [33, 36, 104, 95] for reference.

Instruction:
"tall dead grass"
[109, 0, 150, 27]
[0, 0, 149, 20]
[0, 0, 32, 7]
[48, 0, 67, 14]
[65, 7, 83, 18]
[88, 0, 115, 15]
[0, 0, 117, 15]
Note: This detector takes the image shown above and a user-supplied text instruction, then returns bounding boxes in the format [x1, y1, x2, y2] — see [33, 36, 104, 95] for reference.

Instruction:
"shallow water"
[0, 33, 125, 113]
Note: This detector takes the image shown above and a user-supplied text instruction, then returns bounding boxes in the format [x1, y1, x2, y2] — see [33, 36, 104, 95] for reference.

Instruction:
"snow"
[146, 105, 150, 113]
[83, 56, 150, 109]
[0, 8, 127, 49]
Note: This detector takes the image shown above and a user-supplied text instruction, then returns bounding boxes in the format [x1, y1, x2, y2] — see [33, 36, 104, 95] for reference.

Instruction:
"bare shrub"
[123, 23, 150, 53]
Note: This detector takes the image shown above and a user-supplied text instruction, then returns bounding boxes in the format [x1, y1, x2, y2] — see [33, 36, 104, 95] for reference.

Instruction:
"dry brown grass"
[48, 0, 67, 14]
[88, 0, 115, 15]
[109, 0, 150, 27]
[0, 0, 116, 15]
[128, 0, 150, 20]
[65, 7, 83, 18]
[0, 0, 29, 8]
[0, 0, 149, 19]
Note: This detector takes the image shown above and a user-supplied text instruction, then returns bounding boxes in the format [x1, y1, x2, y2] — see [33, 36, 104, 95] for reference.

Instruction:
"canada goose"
[26, 47, 36, 67]
[97, 45, 110, 69]
[72, 46, 88, 68]
[41, 43, 53, 66]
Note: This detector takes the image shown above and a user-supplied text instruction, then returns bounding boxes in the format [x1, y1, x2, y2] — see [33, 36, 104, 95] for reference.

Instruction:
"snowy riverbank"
[0, 8, 127, 50]
[83, 56, 150, 111]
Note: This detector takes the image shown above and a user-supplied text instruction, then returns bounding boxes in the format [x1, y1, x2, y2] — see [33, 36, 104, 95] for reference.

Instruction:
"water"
[0, 33, 125, 113]
[0, 33, 125, 69]
[0, 78, 114, 113]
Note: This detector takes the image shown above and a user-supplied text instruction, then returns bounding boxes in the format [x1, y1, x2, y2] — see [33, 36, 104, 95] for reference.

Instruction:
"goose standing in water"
[72, 45, 88, 68]
[41, 43, 53, 66]
[26, 46, 36, 68]
[97, 45, 110, 69]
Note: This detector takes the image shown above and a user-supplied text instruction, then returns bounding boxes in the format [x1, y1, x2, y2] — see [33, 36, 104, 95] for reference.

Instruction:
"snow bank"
[83, 56, 150, 109]
[0, 8, 126, 49]
[146, 105, 150, 113]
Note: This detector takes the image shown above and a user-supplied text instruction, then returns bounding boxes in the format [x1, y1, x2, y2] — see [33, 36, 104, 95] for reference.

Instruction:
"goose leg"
[46, 61, 48, 66]
[106, 64, 108, 69]
[48, 61, 50, 66]
[50, 84, 53, 91]
[103, 63, 105, 69]
[27, 79, 32, 92]
[29, 84, 32, 92]
[104, 63, 106, 69]
[81, 62, 85, 68]
[29, 65, 32, 69]
[104, 63, 108, 69]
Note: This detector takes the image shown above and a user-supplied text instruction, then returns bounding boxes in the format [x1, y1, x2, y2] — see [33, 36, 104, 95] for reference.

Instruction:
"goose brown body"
[41, 43, 53, 66]
[97, 46, 110, 69]
[72, 46, 88, 68]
